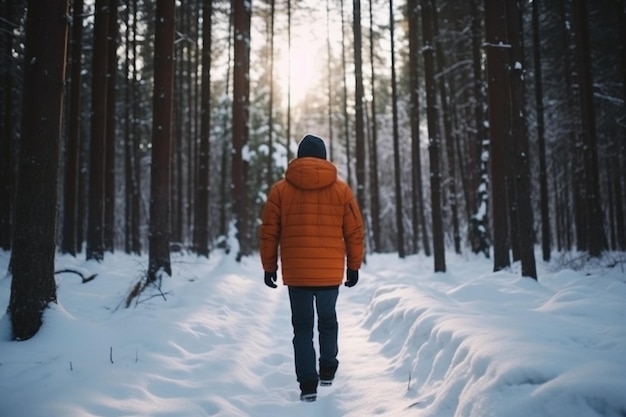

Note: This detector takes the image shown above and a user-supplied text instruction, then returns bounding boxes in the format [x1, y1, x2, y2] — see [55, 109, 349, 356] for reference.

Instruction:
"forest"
[0, 0, 624, 340]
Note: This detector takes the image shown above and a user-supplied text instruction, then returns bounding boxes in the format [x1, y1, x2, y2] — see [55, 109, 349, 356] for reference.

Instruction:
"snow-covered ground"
[0, 248, 625, 417]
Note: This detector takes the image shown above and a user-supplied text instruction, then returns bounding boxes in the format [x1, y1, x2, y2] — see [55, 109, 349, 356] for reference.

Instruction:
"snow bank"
[361, 254, 626, 417]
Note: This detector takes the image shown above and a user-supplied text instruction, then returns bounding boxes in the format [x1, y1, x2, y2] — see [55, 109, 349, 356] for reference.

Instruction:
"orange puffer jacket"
[259, 157, 365, 287]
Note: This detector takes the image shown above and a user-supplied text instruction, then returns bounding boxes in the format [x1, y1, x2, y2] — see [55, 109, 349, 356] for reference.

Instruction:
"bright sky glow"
[270, 7, 340, 107]
[275, 40, 319, 105]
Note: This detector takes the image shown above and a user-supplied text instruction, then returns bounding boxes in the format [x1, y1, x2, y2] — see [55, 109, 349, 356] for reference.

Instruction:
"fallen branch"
[54, 268, 97, 283]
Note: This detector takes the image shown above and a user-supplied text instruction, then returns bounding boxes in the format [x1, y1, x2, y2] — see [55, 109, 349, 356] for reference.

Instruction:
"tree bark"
[123, 0, 131, 254]
[61, 0, 84, 256]
[232, 0, 252, 260]
[469, 0, 490, 257]
[532, 0, 551, 262]
[390, 0, 405, 258]
[171, 4, 183, 246]
[0, 0, 18, 251]
[431, 0, 460, 255]
[105, 0, 118, 252]
[505, 0, 537, 279]
[147, 0, 175, 282]
[130, 0, 142, 255]
[616, 0, 626, 250]
[195, 0, 212, 257]
[421, 0, 445, 271]
[485, 0, 511, 271]
[572, 0, 606, 257]
[266, 0, 275, 191]
[556, 0, 577, 252]
[9, 0, 69, 340]
[367, 0, 381, 253]
[186, 2, 198, 244]
[340, 0, 352, 184]
[87, 0, 109, 261]
[353, 0, 366, 227]
[219, 1, 234, 241]
[326, 0, 335, 164]
[408, 0, 430, 256]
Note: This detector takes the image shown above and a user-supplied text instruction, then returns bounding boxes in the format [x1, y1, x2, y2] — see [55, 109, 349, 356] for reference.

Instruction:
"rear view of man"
[259, 134, 365, 402]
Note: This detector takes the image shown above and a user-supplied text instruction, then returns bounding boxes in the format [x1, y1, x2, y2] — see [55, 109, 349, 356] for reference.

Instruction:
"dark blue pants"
[288, 287, 339, 383]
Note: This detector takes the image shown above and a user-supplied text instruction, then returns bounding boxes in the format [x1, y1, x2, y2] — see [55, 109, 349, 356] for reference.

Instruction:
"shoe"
[300, 392, 317, 402]
[299, 380, 318, 402]
[319, 364, 338, 386]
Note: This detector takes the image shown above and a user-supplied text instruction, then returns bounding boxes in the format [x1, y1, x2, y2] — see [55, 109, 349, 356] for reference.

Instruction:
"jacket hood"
[285, 157, 337, 190]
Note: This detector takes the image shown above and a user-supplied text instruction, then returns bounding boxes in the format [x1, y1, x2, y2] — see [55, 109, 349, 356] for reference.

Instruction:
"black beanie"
[297, 134, 327, 160]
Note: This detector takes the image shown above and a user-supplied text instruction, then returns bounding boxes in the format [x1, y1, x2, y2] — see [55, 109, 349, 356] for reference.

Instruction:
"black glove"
[264, 271, 278, 288]
[345, 269, 359, 288]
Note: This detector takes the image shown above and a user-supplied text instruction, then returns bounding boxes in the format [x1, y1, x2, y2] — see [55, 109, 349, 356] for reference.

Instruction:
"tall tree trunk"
[9, 0, 69, 340]
[532, 0, 550, 262]
[130, 0, 141, 255]
[565, 0, 586, 252]
[147, 0, 175, 282]
[469, 0, 490, 257]
[353, 0, 366, 233]
[616, 0, 626, 250]
[219, 1, 233, 240]
[505, 0, 536, 279]
[557, 0, 577, 252]
[421, 0, 445, 272]
[340, 0, 352, 183]
[171, 3, 183, 246]
[105, 0, 118, 252]
[266, 0, 275, 190]
[408, 0, 420, 254]
[326, 0, 335, 169]
[485, 0, 511, 271]
[232, 0, 252, 260]
[616, 0, 626, 123]
[572, 0, 606, 257]
[87, 0, 109, 261]
[187, 2, 198, 244]
[61, 0, 84, 256]
[431, 0, 460, 255]
[124, 0, 132, 254]
[286, 0, 292, 162]
[367, 0, 381, 253]
[195, 0, 212, 257]
[390, 0, 405, 258]
[408, 0, 429, 256]
[0, 0, 18, 251]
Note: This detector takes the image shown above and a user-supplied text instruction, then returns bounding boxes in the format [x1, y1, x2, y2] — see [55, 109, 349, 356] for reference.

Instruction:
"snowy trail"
[184, 256, 417, 416]
[91, 253, 411, 416]
[2, 250, 626, 417]
[145, 254, 420, 416]
[127, 253, 416, 416]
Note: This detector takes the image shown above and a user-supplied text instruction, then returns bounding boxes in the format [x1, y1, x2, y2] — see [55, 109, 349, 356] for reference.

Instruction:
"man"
[259, 134, 365, 402]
